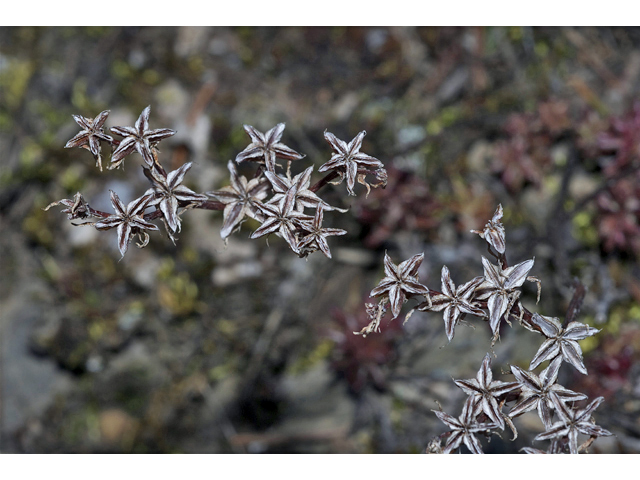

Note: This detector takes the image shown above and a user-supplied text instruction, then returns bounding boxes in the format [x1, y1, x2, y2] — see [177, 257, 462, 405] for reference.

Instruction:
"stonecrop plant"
[46, 106, 387, 258]
[47, 105, 610, 454]
[360, 205, 612, 454]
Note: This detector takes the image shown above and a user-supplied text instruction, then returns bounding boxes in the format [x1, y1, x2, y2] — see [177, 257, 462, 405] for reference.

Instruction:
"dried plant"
[47, 106, 387, 259]
[47, 104, 614, 454]
[360, 205, 612, 454]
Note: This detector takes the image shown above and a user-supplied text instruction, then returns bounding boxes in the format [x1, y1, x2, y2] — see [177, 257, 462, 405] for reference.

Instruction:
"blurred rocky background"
[1, 26, 640, 453]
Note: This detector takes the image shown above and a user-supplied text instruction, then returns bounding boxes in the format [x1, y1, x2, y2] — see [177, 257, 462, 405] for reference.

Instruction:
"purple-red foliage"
[571, 329, 639, 401]
[597, 102, 640, 175]
[354, 166, 441, 249]
[593, 103, 640, 255]
[595, 179, 640, 254]
[492, 100, 570, 193]
[327, 306, 402, 394]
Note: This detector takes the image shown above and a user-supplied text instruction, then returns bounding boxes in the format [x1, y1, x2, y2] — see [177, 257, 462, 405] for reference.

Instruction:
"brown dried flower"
[319, 131, 384, 196]
[476, 256, 535, 338]
[144, 162, 207, 234]
[44, 192, 94, 220]
[235, 123, 304, 173]
[250, 186, 313, 253]
[64, 110, 113, 171]
[453, 353, 519, 430]
[207, 160, 270, 239]
[433, 397, 496, 454]
[264, 166, 346, 213]
[93, 190, 159, 258]
[529, 313, 600, 375]
[296, 204, 347, 259]
[369, 252, 430, 319]
[110, 106, 175, 169]
[509, 356, 587, 429]
[471, 204, 506, 254]
[535, 396, 612, 454]
[416, 266, 484, 342]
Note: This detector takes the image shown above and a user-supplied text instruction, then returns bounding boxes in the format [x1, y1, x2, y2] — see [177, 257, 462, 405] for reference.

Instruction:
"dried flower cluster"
[47, 104, 612, 454]
[360, 205, 611, 454]
[46, 107, 387, 258]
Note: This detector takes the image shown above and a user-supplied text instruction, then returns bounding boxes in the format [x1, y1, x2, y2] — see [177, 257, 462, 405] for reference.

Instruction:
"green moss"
[216, 318, 237, 336]
[64, 406, 100, 445]
[426, 106, 463, 137]
[22, 196, 54, 247]
[71, 78, 93, 112]
[579, 333, 599, 355]
[19, 139, 43, 168]
[60, 164, 86, 193]
[157, 257, 176, 281]
[158, 271, 200, 316]
[208, 363, 232, 382]
[112, 59, 134, 81]
[88, 321, 107, 342]
[84, 290, 101, 309]
[188, 56, 205, 75]
[572, 211, 599, 248]
[0, 58, 34, 111]
[534, 41, 549, 58]
[287, 339, 334, 375]
[142, 69, 160, 85]
[83, 26, 111, 38]
[440, 105, 462, 127]
[508, 26, 524, 42]
[0, 111, 13, 131]
[32, 99, 71, 141]
[426, 119, 442, 136]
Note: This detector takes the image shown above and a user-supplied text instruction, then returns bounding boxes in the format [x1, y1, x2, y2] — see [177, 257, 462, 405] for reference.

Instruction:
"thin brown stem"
[195, 199, 225, 211]
[564, 279, 586, 327]
[310, 171, 340, 193]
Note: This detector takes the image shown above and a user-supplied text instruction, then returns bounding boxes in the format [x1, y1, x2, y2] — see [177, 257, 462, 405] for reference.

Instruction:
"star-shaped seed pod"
[509, 356, 587, 429]
[250, 186, 313, 253]
[535, 396, 612, 454]
[369, 252, 430, 319]
[476, 256, 535, 337]
[529, 313, 600, 374]
[64, 110, 113, 171]
[235, 123, 304, 172]
[207, 160, 270, 240]
[264, 167, 346, 213]
[296, 204, 347, 259]
[416, 265, 484, 342]
[144, 162, 207, 234]
[109, 106, 175, 169]
[471, 204, 506, 254]
[454, 353, 519, 430]
[93, 190, 159, 258]
[319, 131, 384, 196]
[433, 397, 496, 454]
[44, 192, 94, 220]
